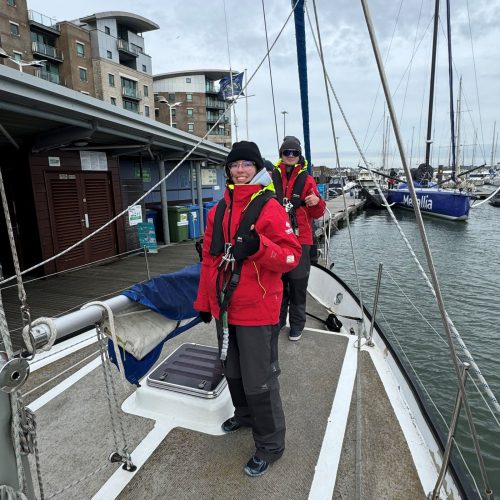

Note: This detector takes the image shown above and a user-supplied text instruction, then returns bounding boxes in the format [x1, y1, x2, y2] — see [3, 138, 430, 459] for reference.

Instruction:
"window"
[111, 97, 117, 105]
[186, 77, 191, 83]
[107, 50, 112, 59]
[142, 64, 147, 72]
[13, 51, 22, 61]
[186, 93, 192, 102]
[7, 0, 16, 6]
[168, 93, 175, 101]
[187, 108, 193, 117]
[172, 124, 177, 128]
[105, 26, 110, 35]
[143, 85, 149, 97]
[108, 73, 115, 87]
[9, 22, 19, 36]
[188, 123, 194, 132]
[76, 42, 84, 57]
[171, 109, 176, 118]
[155, 108, 159, 118]
[79, 67, 87, 82]
[123, 100, 139, 113]
[144, 105, 150, 117]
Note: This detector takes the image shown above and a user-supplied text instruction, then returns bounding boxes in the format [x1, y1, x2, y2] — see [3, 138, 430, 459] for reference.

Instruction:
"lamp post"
[166, 101, 182, 127]
[281, 110, 288, 140]
[155, 96, 182, 127]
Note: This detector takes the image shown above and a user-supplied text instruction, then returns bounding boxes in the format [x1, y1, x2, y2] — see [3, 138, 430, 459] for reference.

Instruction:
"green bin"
[167, 206, 190, 242]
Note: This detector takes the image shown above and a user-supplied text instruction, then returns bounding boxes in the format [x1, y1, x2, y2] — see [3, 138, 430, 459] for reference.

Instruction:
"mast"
[445, 0, 457, 180]
[490, 121, 496, 169]
[292, 0, 312, 171]
[454, 77, 462, 176]
[424, 0, 441, 168]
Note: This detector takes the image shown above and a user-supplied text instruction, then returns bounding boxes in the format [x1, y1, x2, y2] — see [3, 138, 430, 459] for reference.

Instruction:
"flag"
[219, 72, 244, 99]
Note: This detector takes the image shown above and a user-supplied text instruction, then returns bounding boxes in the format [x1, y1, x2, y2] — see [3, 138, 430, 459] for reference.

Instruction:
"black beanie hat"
[225, 141, 264, 175]
[279, 135, 302, 155]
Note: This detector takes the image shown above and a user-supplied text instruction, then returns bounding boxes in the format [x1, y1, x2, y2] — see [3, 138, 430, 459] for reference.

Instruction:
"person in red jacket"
[194, 141, 301, 477]
[272, 136, 326, 340]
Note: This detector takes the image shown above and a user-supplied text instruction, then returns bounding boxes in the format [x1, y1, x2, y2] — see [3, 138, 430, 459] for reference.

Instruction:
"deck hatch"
[147, 343, 226, 398]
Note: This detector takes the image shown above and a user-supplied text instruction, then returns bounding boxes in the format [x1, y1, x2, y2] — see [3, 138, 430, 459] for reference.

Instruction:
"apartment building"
[153, 70, 233, 147]
[75, 12, 157, 117]
[1, 4, 157, 116]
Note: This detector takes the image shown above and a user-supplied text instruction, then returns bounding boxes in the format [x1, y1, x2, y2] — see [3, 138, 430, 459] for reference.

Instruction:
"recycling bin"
[203, 201, 217, 228]
[186, 204, 201, 239]
[167, 206, 189, 242]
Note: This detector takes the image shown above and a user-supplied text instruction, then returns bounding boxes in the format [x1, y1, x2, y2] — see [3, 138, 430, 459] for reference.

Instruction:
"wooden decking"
[1, 197, 366, 351]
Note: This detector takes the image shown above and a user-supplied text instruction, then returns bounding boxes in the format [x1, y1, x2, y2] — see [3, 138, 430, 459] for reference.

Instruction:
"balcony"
[36, 69, 61, 85]
[28, 10, 60, 35]
[32, 41, 63, 62]
[205, 98, 225, 109]
[117, 39, 139, 59]
[122, 87, 141, 100]
[206, 113, 229, 123]
[205, 84, 219, 94]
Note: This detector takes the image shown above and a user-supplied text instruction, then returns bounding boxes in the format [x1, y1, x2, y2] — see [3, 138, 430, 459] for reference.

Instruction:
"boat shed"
[0, 65, 228, 278]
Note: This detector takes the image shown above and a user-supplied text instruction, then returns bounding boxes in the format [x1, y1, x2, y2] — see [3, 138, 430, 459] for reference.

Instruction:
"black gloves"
[232, 230, 260, 261]
[199, 311, 212, 323]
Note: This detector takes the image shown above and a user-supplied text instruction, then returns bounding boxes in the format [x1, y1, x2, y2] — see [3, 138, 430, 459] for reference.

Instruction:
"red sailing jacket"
[194, 184, 302, 326]
[274, 161, 326, 245]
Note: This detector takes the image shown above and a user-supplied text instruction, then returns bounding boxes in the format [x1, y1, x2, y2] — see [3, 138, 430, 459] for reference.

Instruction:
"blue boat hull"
[387, 187, 472, 220]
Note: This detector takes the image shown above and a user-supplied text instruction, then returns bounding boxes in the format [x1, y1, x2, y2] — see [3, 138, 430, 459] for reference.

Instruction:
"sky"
[28, 0, 500, 169]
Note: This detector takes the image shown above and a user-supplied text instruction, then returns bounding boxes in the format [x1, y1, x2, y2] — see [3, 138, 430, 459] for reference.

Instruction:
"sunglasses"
[282, 149, 301, 157]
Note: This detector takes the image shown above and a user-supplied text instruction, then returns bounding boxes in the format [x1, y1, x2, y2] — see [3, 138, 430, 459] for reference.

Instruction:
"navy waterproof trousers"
[280, 244, 311, 332]
[215, 321, 285, 463]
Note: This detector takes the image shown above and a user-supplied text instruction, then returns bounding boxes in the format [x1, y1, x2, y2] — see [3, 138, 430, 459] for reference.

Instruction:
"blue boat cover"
[108, 262, 203, 385]
[122, 262, 201, 320]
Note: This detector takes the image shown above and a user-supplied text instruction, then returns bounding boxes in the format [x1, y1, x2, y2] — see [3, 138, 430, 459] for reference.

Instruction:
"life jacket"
[209, 189, 275, 313]
[272, 165, 308, 233]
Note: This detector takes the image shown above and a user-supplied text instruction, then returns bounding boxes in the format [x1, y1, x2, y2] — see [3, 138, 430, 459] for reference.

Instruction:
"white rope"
[470, 184, 500, 207]
[0, 167, 28, 495]
[305, 2, 500, 420]
[22, 317, 57, 354]
[0, 485, 28, 500]
[81, 301, 127, 388]
[0, 2, 299, 288]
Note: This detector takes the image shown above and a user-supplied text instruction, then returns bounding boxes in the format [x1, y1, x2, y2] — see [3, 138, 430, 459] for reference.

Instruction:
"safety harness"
[209, 189, 274, 359]
[272, 164, 308, 235]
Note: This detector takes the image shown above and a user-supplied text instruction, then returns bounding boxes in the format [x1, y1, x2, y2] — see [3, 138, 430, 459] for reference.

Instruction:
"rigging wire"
[360, 1, 493, 492]
[465, 0, 486, 163]
[261, 0, 280, 151]
[0, 2, 301, 288]
[304, 0, 499, 425]
[222, 0, 238, 142]
[306, 2, 365, 319]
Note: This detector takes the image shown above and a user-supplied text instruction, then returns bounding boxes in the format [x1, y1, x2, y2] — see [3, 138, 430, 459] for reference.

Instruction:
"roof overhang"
[0, 65, 228, 163]
[79, 11, 159, 33]
[154, 69, 239, 81]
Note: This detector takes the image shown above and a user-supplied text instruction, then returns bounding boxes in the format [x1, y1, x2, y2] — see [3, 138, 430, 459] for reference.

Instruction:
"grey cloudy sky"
[29, 0, 500, 168]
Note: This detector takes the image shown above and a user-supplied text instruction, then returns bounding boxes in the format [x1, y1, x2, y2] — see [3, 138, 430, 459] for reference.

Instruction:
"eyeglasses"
[228, 160, 256, 169]
[282, 149, 301, 157]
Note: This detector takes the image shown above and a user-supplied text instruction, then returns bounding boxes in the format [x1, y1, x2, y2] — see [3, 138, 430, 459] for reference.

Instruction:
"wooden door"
[45, 172, 117, 271]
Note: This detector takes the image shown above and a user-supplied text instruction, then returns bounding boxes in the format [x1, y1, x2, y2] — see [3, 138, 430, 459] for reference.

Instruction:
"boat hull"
[387, 187, 472, 220]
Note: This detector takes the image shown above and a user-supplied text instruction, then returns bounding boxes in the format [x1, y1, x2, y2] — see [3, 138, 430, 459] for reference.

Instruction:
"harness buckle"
[283, 198, 294, 213]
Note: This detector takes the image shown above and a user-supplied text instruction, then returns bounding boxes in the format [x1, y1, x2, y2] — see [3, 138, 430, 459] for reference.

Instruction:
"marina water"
[328, 201, 500, 495]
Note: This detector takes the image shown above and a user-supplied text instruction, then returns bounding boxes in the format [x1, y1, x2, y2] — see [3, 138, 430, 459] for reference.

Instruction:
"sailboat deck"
[22, 299, 425, 499]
